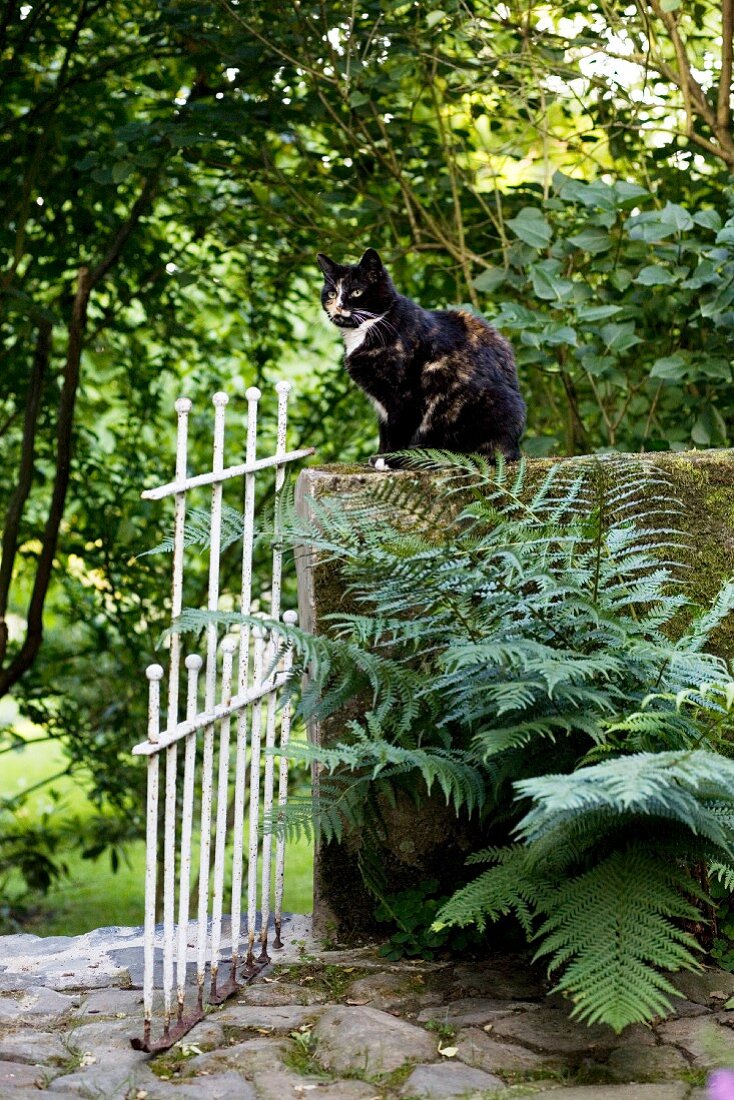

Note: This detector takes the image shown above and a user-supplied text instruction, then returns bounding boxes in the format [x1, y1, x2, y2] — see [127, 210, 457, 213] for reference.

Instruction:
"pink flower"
[709, 1070, 734, 1100]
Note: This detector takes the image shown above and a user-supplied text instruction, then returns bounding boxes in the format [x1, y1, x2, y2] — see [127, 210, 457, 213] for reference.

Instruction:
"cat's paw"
[368, 455, 390, 471]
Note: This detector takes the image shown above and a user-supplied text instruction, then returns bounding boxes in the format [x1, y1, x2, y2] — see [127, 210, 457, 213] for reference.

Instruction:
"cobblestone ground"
[0, 919, 732, 1099]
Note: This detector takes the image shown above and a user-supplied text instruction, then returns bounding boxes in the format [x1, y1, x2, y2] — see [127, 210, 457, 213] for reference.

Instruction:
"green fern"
[515, 750, 734, 855]
[534, 846, 703, 1030]
[170, 448, 734, 1031]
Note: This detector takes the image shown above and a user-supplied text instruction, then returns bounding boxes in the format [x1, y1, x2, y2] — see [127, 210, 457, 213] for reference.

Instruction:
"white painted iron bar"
[230, 386, 261, 975]
[131, 672, 289, 756]
[176, 654, 202, 1020]
[257, 382, 291, 961]
[209, 636, 237, 998]
[195, 392, 228, 1009]
[244, 625, 265, 974]
[162, 743, 177, 1034]
[161, 397, 191, 1034]
[258, 640, 281, 963]
[274, 609, 298, 948]
[141, 447, 314, 500]
[141, 663, 164, 1048]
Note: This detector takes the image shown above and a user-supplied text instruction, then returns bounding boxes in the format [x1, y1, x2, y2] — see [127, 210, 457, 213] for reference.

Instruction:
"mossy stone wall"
[295, 451, 734, 942]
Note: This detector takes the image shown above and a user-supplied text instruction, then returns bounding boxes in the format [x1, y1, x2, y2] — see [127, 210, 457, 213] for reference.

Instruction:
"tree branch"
[0, 318, 51, 668]
[719, 0, 734, 133]
[0, 268, 89, 697]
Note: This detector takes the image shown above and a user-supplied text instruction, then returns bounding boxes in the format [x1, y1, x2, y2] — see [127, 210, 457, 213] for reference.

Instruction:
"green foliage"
[5, 0, 734, 921]
[373, 878, 485, 962]
[481, 177, 734, 455]
[267, 453, 734, 1030]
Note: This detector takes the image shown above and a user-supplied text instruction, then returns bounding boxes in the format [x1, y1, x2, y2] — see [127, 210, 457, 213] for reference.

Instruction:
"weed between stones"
[272, 961, 373, 999]
[423, 1018, 457, 1044]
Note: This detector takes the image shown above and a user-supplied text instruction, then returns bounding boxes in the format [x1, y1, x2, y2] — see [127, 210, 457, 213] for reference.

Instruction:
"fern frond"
[533, 846, 702, 1031]
[433, 845, 540, 936]
[515, 750, 734, 858]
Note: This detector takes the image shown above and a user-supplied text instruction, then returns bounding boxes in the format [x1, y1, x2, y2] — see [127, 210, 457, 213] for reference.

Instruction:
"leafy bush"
[478, 175, 734, 456]
[256, 453, 734, 1031]
[373, 878, 485, 962]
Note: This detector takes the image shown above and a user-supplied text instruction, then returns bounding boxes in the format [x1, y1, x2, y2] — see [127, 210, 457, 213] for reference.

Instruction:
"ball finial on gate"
[212, 391, 229, 407]
[283, 610, 298, 625]
[146, 663, 165, 681]
[185, 654, 203, 671]
[275, 380, 292, 397]
[221, 635, 238, 655]
[246, 386, 262, 402]
[175, 397, 192, 415]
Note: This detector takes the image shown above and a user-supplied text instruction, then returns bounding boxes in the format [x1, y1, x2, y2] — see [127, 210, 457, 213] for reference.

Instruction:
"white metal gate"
[130, 383, 312, 1052]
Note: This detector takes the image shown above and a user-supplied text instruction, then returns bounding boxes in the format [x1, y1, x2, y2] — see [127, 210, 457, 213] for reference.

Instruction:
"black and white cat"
[317, 248, 526, 464]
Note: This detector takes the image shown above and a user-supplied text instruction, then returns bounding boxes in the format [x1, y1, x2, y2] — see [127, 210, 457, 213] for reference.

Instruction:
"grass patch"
[2, 702, 314, 935]
[285, 1026, 331, 1078]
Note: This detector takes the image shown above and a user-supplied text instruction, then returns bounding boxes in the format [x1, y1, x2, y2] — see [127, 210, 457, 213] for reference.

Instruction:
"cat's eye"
[326, 290, 336, 299]
[350, 289, 363, 298]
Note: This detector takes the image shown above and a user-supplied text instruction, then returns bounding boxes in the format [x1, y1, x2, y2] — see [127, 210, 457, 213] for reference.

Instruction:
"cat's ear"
[359, 248, 384, 275]
[316, 253, 339, 281]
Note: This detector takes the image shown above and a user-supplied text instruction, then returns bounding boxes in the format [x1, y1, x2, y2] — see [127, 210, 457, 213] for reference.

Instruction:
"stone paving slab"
[401, 1060, 506, 1097]
[314, 1004, 439, 1076]
[0, 919, 732, 1097]
[454, 1026, 563, 1073]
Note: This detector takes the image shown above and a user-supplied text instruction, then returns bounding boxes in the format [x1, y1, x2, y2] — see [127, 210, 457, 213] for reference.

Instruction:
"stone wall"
[295, 451, 734, 941]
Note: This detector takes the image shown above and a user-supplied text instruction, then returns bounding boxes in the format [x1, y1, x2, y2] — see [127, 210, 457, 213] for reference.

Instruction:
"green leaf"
[682, 261, 719, 290]
[661, 0, 681, 9]
[426, 9, 447, 27]
[552, 172, 617, 211]
[629, 202, 693, 242]
[472, 267, 507, 293]
[568, 227, 613, 254]
[715, 226, 734, 246]
[576, 304, 622, 322]
[694, 209, 722, 231]
[635, 265, 675, 286]
[507, 207, 553, 249]
[581, 354, 615, 377]
[692, 407, 728, 446]
[600, 322, 640, 353]
[530, 262, 574, 302]
[613, 181, 650, 205]
[542, 323, 577, 346]
[649, 354, 687, 381]
[111, 161, 134, 184]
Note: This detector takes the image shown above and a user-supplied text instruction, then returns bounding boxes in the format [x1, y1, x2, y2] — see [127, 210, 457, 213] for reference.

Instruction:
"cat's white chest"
[342, 315, 383, 356]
